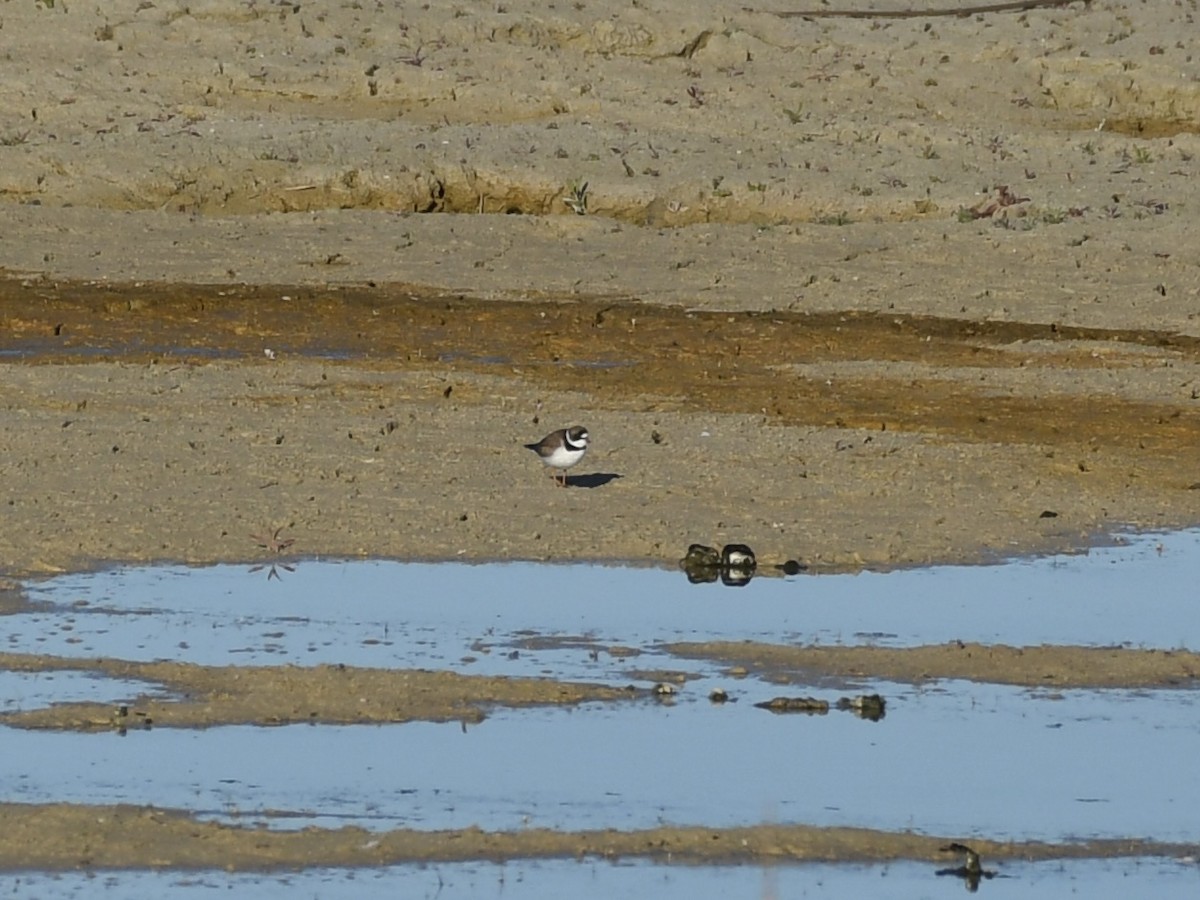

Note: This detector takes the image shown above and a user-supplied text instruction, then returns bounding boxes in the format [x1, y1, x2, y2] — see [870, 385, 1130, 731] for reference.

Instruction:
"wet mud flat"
[1, 636, 1197, 871]
[3, 277, 1200, 882]
[3, 543, 1200, 875]
[1, 636, 1197, 734]
[3, 281, 1200, 881]
[2, 0, 1200, 885]
[0, 802, 1190, 872]
[3, 278, 1200, 575]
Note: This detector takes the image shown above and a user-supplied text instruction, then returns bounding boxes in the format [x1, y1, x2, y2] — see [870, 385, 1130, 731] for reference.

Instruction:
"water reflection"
[751, 693, 888, 721]
[247, 561, 296, 582]
[937, 842, 1002, 893]
[678, 542, 760, 586]
[1, 854, 1197, 899]
[4, 531, 1200, 843]
[4, 537, 1200, 895]
[10, 531, 1200, 673]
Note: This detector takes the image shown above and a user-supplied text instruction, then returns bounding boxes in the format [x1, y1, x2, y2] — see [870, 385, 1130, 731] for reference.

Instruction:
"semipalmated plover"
[524, 425, 589, 487]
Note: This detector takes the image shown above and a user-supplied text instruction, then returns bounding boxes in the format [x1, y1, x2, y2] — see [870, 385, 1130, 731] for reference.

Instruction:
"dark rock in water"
[683, 567, 719, 585]
[720, 543, 756, 570]
[680, 543, 722, 583]
[720, 566, 754, 587]
[754, 696, 829, 715]
[937, 842, 997, 888]
[719, 544, 756, 586]
[681, 543, 721, 568]
[836, 693, 886, 721]
[680, 542, 757, 586]
[652, 682, 678, 700]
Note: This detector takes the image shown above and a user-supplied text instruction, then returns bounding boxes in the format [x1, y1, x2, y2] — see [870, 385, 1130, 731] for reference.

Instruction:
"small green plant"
[991, 215, 1032, 232]
[816, 211, 853, 226]
[922, 143, 940, 160]
[563, 180, 589, 215]
[783, 107, 803, 124]
[1132, 145, 1153, 165]
[1080, 141, 1097, 157]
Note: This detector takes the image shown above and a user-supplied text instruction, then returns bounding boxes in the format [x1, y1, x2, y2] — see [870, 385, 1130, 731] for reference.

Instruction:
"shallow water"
[0, 671, 169, 713]
[2, 679, 1197, 839]
[3, 856, 1198, 900]
[13, 529, 1200, 681]
[3, 530, 1200, 883]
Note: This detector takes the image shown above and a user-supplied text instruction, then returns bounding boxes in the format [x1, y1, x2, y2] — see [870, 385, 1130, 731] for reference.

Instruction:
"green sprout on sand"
[563, 180, 589, 215]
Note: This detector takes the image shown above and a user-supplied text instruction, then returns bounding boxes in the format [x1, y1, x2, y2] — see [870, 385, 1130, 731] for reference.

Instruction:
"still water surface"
[3, 530, 1199, 891]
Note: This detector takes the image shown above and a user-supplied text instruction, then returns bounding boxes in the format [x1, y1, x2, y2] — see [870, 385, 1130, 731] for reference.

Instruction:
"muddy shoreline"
[2, 640, 1196, 735]
[2, 0, 1198, 878]
[1, 802, 1190, 871]
[3, 278, 1200, 578]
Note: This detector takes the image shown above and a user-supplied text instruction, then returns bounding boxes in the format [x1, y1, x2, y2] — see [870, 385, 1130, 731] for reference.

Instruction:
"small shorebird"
[524, 426, 589, 487]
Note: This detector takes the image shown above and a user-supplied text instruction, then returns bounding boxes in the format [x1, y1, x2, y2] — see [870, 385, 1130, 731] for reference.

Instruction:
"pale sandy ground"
[1, 0, 1199, 872]
[1, 0, 1197, 329]
[0, 0, 1198, 575]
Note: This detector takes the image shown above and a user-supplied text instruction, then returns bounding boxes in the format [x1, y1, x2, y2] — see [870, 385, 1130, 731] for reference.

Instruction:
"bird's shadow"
[566, 472, 622, 489]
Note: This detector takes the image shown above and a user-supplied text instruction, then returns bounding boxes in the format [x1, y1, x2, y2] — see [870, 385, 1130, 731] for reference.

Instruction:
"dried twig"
[751, 0, 1089, 19]
[962, 185, 1030, 220]
[250, 526, 295, 554]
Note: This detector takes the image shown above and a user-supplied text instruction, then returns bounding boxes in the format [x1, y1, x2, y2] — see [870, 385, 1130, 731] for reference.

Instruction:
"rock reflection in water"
[679, 543, 758, 586]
